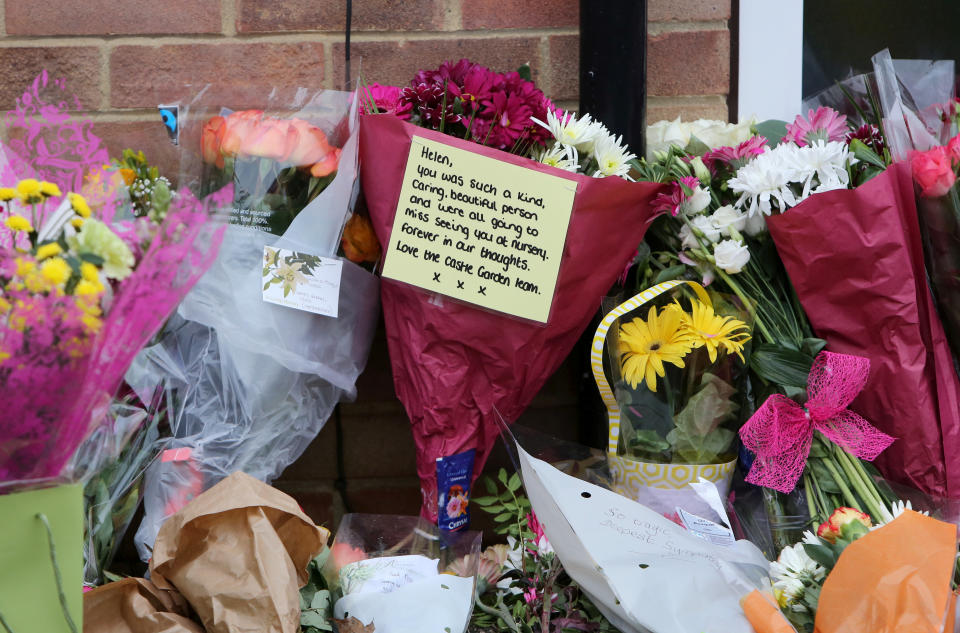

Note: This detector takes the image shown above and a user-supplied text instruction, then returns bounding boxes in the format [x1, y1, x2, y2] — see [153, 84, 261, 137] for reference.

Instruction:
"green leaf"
[470, 495, 498, 506]
[848, 138, 886, 169]
[754, 119, 789, 146]
[684, 134, 711, 157]
[801, 337, 827, 358]
[516, 64, 532, 82]
[483, 477, 497, 495]
[665, 374, 738, 463]
[310, 589, 330, 610]
[653, 264, 686, 285]
[494, 512, 513, 522]
[802, 543, 837, 569]
[506, 472, 522, 492]
[497, 468, 509, 485]
[749, 343, 815, 388]
[78, 252, 105, 267]
[263, 281, 272, 291]
[628, 429, 670, 454]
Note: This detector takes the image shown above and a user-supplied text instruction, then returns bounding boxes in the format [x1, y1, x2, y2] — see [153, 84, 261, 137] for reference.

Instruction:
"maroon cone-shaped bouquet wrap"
[767, 161, 960, 498]
[360, 114, 664, 519]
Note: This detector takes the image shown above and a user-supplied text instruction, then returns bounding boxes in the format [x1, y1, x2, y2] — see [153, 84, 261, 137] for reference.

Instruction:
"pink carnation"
[911, 146, 956, 198]
[783, 107, 848, 146]
[651, 176, 700, 217]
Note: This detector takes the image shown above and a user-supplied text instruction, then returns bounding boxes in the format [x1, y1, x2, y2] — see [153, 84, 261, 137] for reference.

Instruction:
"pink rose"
[911, 146, 956, 198]
[947, 134, 960, 166]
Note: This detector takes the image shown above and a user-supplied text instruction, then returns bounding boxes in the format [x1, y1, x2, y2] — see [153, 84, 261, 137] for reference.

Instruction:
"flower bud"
[690, 156, 711, 185]
[817, 506, 872, 543]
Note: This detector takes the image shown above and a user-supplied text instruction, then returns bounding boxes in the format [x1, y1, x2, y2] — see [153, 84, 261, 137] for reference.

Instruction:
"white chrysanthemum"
[591, 132, 636, 180]
[801, 530, 821, 546]
[727, 142, 802, 216]
[769, 542, 825, 606]
[533, 142, 579, 172]
[873, 500, 923, 527]
[786, 140, 855, 200]
[531, 110, 601, 151]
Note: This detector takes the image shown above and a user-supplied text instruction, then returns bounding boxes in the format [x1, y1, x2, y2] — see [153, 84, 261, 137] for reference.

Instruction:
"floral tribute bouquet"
[130, 82, 381, 561]
[0, 71, 228, 633]
[358, 59, 666, 523]
[742, 505, 958, 633]
[593, 279, 753, 516]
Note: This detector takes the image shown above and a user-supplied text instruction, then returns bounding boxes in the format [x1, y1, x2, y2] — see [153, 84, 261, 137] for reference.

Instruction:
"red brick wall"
[0, 0, 731, 531]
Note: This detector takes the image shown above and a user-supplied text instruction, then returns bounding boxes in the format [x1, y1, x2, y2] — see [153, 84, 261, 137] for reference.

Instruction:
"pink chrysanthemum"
[845, 124, 885, 157]
[703, 135, 768, 170]
[651, 176, 700, 217]
[783, 107, 848, 146]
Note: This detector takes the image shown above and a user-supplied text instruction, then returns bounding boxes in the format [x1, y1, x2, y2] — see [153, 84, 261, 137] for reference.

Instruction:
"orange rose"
[817, 506, 872, 543]
[330, 542, 367, 570]
[241, 118, 300, 162]
[220, 109, 264, 158]
[287, 118, 335, 166]
[201, 115, 227, 168]
[341, 212, 382, 264]
[310, 147, 342, 178]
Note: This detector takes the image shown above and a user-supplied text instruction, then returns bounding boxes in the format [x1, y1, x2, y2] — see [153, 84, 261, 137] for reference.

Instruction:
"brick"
[6, 0, 220, 35]
[333, 37, 541, 88]
[647, 100, 729, 123]
[0, 48, 101, 110]
[345, 478, 424, 516]
[237, 0, 445, 32]
[276, 420, 339, 480]
[648, 30, 729, 96]
[545, 35, 579, 115]
[649, 0, 731, 23]
[110, 43, 325, 109]
[341, 412, 418, 479]
[461, 0, 579, 30]
[92, 120, 183, 186]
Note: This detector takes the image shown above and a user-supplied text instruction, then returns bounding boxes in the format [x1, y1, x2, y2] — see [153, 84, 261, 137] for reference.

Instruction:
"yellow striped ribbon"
[591, 280, 712, 455]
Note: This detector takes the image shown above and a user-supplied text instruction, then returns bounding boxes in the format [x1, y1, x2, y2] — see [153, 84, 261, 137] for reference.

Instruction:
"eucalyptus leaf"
[653, 265, 686, 285]
[754, 120, 789, 146]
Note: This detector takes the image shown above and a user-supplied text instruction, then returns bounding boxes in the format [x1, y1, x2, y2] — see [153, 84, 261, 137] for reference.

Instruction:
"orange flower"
[201, 115, 227, 168]
[330, 542, 367, 570]
[242, 117, 300, 162]
[219, 109, 263, 158]
[287, 118, 335, 166]
[341, 213, 381, 264]
[817, 506, 872, 543]
[118, 168, 136, 186]
[310, 147, 342, 178]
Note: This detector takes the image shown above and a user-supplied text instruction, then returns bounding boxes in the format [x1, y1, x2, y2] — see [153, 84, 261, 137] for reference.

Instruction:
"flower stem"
[37, 513, 79, 633]
[0, 612, 17, 633]
[821, 457, 862, 514]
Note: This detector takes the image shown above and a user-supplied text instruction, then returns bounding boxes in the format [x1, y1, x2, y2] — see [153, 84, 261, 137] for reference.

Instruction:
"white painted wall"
[738, 0, 804, 122]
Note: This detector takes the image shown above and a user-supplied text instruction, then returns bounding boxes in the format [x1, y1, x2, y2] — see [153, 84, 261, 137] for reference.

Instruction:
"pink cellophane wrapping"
[0, 71, 231, 485]
[360, 114, 664, 519]
[766, 162, 960, 498]
[740, 351, 894, 493]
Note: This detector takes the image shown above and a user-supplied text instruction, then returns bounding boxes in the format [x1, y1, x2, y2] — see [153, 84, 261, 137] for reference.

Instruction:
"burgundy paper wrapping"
[359, 114, 664, 519]
[767, 162, 960, 498]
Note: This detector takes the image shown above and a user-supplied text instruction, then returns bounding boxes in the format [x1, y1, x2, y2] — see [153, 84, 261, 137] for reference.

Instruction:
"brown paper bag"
[149, 471, 329, 633]
[83, 577, 203, 633]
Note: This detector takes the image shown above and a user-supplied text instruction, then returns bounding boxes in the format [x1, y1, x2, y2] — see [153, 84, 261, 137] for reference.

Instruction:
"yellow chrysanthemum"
[14, 257, 36, 277]
[39, 181, 62, 198]
[75, 279, 104, 296]
[5, 215, 32, 232]
[15, 179, 43, 204]
[71, 218, 85, 229]
[679, 300, 751, 362]
[35, 242, 62, 260]
[80, 261, 99, 283]
[68, 192, 91, 218]
[0, 296, 10, 314]
[0, 188, 16, 202]
[23, 272, 50, 293]
[619, 305, 697, 392]
[40, 257, 71, 286]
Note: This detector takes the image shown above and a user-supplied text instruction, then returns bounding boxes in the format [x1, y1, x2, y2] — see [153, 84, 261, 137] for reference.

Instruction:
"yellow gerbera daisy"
[39, 181, 62, 198]
[619, 305, 696, 392]
[15, 178, 43, 204]
[680, 300, 751, 362]
[68, 192, 91, 218]
[5, 215, 32, 232]
[35, 242, 63, 260]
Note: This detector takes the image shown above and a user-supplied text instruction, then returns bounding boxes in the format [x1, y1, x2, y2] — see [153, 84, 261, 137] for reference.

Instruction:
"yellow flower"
[15, 178, 43, 204]
[679, 301, 751, 362]
[75, 279, 103, 296]
[66, 219, 134, 280]
[14, 257, 36, 277]
[24, 272, 50, 293]
[0, 296, 10, 314]
[71, 218, 85, 229]
[68, 192, 92, 218]
[80, 261, 99, 283]
[39, 181, 62, 198]
[35, 242, 62, 260]
[40, 257, 71, 285]
[619, 305, 696, 392]
[5, 215, 33, 232]
[0, 188, 16, 201]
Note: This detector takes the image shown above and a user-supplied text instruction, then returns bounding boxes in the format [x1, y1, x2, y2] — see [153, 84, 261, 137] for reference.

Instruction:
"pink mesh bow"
[740, 351, 895, 493]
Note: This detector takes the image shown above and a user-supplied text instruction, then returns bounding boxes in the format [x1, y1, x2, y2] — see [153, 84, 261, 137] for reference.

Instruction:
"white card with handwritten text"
[261, 246, 342, 317]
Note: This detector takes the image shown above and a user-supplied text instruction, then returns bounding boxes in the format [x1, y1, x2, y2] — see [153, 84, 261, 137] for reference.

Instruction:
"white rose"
[681, 186, 712, 215]
[710, 205, 747, 236]
[691, 214, 721, 243]
[646, 117, 689, 159]
[713, 239, 751, 273]
[689, 119, 727, 149]
[744, 212, 767, 236]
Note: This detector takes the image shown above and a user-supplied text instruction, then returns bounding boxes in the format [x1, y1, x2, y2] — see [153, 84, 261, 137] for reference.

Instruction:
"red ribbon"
[740, 351, 895, 493]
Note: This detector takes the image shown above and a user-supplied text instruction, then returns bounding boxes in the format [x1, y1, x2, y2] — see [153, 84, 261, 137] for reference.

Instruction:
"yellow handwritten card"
[381, 136, 578, 323]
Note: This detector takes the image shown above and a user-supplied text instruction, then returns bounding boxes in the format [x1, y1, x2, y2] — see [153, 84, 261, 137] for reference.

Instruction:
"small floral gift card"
[262, 246, 342, 317]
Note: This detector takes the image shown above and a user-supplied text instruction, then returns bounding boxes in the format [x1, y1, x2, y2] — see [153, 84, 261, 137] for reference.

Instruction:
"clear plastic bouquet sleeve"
[323, 513, 481, 633]
[130, 85, 380, 562]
